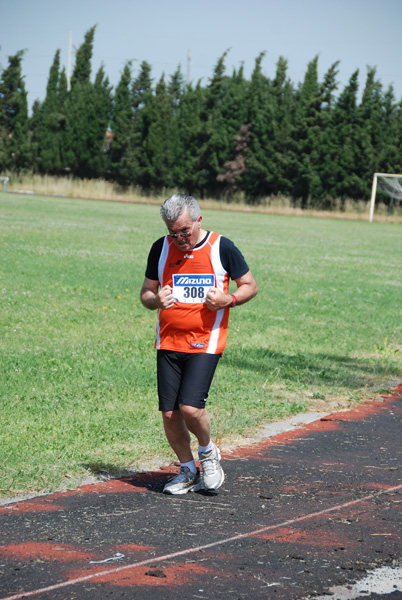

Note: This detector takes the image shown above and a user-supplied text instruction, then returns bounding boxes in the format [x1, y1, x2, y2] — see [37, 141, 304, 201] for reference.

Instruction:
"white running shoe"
[199, 444, 225, 490]
[163, 467, 202, 495]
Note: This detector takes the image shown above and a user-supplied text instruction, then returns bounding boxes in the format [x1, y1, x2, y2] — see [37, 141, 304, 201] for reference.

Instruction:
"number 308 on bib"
[172, 274, 215, 304]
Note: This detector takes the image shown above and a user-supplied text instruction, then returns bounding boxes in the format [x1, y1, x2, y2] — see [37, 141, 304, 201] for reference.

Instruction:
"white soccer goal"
[369, 173, 402, 222]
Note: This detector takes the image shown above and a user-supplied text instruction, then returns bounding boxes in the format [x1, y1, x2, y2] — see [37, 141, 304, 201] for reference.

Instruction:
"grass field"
[1, 193, 401, 498]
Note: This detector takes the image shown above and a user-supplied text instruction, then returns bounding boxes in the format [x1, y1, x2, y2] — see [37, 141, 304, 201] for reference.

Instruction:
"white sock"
[198, 441, 214, 455]
[181, 460, 197, 474]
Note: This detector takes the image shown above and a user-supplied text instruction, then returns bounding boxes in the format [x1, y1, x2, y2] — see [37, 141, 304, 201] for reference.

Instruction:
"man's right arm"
[140, 277, 174, 311]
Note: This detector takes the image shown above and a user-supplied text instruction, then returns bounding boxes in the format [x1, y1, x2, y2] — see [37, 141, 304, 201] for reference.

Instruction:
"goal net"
[369, 173, 402, 221]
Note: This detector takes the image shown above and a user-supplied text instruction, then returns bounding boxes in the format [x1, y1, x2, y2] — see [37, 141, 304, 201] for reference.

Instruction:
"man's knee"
[180, 404, 206, 420]
[162, 409, 179, 424]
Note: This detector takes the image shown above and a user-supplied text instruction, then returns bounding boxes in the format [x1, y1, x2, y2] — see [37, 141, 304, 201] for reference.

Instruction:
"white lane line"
[2, 483, 402, 600]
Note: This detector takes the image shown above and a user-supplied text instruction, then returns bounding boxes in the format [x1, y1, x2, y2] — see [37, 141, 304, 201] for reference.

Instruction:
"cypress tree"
[57, 67, 69, 170]
[314, 61, 340, 205]
[87, 64, 113, 177]
[132, 60, 153, 111]
[143, 73, 178, 189]
[216, 66, 249, 191]
[381, 89, 402, 176]
[44, 48, 61, 112]
[126, 60, 154, 187]
[64, 26, 112, 178]
[290, 55, 323, 206]
[168, 64, 184, 114]
[0, 50, 30, 171]
[330, 70, 363, 199]
[216, 65, 250, 197]
[270, 56, 296, 196]
[63, 81, 90, 175]
[34, 49, 65, 173]
[171, 81, 204, 194]
[29, 99, 42, 167]
[358, 67, 385, 193]
[112, 60, 153, 187]
[70, 26, 96, 87]
[241, 52, 276, 199]
[109, 61, 133, 184]
[165, 65, 186, 186]
[327, 67, 383, 201]
[195, 50, 232, 195]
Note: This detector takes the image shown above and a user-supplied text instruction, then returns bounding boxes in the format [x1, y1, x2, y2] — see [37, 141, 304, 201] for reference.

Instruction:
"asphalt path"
[1, 386, 402, 600]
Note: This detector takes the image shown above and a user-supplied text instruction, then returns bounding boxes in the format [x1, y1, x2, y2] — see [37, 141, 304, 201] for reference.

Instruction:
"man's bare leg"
[162, 409, 193, 463]
[179, 404, 211, 447]
[162, 406, 211, 461]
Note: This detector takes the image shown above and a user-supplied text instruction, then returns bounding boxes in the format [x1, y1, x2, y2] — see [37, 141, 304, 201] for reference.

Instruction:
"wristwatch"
[230, 294, 238, 307]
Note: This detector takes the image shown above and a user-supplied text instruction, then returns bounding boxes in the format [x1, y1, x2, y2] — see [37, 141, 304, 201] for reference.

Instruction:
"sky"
[1, 0, 402, 112]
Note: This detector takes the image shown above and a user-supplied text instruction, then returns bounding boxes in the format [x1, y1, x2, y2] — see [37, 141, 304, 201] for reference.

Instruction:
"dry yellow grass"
[4, 172, 402, 223]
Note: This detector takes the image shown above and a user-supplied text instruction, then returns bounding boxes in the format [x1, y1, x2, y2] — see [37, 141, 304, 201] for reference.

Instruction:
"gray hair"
[160, 194, 201, 223]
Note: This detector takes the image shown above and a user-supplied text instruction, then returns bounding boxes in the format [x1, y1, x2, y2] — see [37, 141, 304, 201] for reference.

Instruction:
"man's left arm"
[205, 270, 258, 311]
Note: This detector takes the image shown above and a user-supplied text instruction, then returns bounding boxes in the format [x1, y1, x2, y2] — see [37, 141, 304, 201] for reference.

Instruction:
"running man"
[140, 194, 258, 494]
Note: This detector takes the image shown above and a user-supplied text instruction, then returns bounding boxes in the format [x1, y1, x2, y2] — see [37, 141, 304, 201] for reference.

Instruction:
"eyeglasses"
[167, 220, 196, 239]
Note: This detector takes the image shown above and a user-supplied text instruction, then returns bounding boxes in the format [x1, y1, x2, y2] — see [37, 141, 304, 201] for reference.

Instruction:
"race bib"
[172, 274, 215, 304]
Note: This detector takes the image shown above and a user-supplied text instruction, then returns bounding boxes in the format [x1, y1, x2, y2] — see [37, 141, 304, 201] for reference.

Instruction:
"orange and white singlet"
[156, 232, 230, 354]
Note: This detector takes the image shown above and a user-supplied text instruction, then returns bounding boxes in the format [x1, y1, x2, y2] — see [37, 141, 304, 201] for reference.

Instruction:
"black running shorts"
[157, 350, 220, 411]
